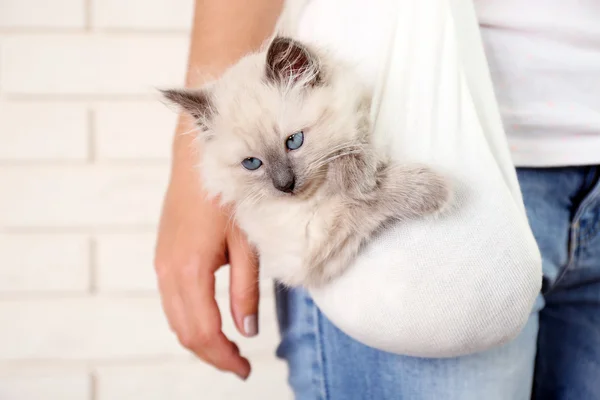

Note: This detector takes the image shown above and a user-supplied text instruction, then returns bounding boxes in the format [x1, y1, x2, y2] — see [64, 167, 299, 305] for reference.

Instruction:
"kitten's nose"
[275, 177, 295, 193]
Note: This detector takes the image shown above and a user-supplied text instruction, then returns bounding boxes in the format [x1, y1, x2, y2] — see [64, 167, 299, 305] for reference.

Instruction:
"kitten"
[162, 36, 451, 288]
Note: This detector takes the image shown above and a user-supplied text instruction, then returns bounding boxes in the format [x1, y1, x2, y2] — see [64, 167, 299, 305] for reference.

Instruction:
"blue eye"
[241, 157, 262, 170]
[286, 131, 304, 151]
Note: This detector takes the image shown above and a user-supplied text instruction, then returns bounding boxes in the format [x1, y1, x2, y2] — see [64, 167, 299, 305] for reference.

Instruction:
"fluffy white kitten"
[162, 36, 450, 288]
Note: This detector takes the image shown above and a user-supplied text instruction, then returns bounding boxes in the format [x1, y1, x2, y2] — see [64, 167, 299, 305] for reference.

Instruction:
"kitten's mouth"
[292, 179, 321, 199]
[272, 174, 320, 199]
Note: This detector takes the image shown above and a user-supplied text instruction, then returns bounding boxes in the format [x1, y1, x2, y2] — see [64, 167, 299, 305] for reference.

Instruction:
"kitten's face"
[163, 37, 370, 205]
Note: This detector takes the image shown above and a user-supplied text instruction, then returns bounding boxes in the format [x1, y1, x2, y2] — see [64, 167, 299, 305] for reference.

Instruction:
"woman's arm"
[155, 0, 283, 380]
[171, 0, 284, 173]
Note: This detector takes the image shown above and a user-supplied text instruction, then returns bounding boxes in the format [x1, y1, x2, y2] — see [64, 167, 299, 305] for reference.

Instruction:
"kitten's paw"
[271, 269, 332, 289]
[262, 259, 309, 288]
[384, 164, 453, 218]
[297, 266, 337, 289]
[415, 168, 453, 216]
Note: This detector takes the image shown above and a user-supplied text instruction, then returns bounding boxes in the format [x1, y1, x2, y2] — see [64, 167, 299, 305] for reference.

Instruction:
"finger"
[190, 331, 251, 379]
[177, 255, 251, 379]
[227, 225, 260, 337]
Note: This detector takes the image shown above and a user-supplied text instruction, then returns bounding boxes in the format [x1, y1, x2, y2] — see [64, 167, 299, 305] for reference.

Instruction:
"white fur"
[164, 38, 450, 288]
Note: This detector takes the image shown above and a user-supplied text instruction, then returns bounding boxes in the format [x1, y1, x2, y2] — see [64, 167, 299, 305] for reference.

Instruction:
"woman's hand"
[154, 152, 259, 379]
[153, 0, 283, 379]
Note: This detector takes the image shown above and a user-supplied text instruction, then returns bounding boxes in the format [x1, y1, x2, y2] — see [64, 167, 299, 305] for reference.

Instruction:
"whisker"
[309, 143, 365, 165]
[178, 126, 201, 136]
[308, 150, 362, 172]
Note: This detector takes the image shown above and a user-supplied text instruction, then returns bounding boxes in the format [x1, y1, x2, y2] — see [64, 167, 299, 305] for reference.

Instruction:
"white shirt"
[476, 0, 600, 167]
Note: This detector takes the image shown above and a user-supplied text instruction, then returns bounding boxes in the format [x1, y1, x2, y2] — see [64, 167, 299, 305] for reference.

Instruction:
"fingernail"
[243, 315, 258, 337]
[237, 371, 250, 381]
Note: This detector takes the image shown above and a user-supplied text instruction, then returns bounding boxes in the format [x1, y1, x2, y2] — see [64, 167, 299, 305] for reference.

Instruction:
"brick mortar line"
[1, 225, 158, 234]
[0, 28, 189, 35]
[0, 160, 170, 166]
[87, 107, 96, 162]
[0, 292, 161, 300]
[0, 291, 273, 301]
[0, 357, 195, 370]
[0, 354, 282, 370]
[0, 27, 88, 34]
[89, 236, 98, 294]
[84, 0, 93, 31]
[4, 94, 161, 101]
[90, 28, 191, 35]
[0, 160, 92, 167]
[90, 370, 97, 400]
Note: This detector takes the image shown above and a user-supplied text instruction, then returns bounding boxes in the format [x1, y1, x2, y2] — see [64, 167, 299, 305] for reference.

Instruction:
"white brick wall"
[0, 0, 86, 29]
[94, 102, 177, 160]
[0, 235, 89, 292]
[0, 1, 292, 399]
[1, 36, 188, 95]
[91, 0, 194, 31]
[0, 103, 88, 160]
[95, 360, 289, 400]
[0, 371, 91, 400]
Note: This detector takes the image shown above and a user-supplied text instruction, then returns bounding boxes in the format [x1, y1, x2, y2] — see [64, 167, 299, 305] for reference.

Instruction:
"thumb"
[227, 225, 260, 337]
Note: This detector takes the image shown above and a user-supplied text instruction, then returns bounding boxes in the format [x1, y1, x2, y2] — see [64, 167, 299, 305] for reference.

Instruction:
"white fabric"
[286, 0, 543, 357]
[475, 0, 600, 167]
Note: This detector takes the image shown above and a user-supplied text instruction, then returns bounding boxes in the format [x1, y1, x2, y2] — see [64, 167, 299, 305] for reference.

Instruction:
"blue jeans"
[274, 166, 600, 399]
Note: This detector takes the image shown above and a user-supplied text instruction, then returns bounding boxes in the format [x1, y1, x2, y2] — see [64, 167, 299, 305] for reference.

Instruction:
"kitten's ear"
[160, 89, 213, 123]
[265, 36, 321, 87]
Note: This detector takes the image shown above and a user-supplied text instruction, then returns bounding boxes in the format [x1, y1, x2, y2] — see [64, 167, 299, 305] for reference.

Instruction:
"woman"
[154, 0, 600, 398]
